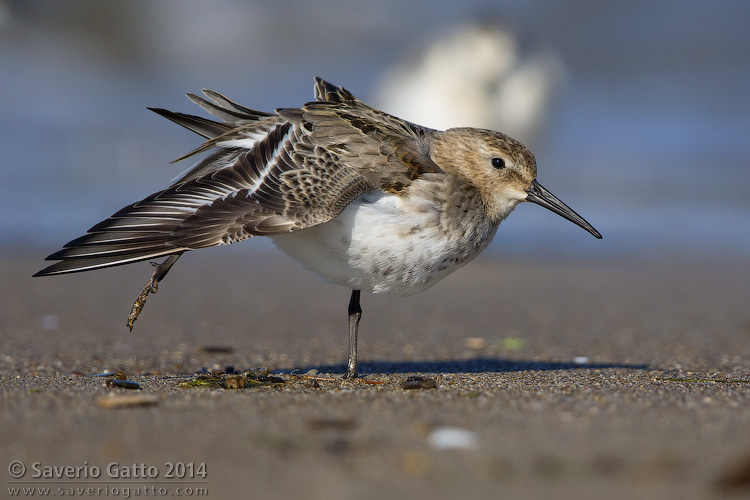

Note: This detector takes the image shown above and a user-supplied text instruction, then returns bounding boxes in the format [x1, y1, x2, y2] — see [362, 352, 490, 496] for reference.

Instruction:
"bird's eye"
[491, 157, 505, 169]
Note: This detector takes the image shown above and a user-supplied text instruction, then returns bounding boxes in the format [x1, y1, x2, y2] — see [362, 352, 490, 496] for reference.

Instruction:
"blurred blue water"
[2, 0, 749, 259]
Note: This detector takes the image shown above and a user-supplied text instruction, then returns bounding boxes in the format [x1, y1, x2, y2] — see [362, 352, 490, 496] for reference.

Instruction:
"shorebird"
[34, 77, 601, 379]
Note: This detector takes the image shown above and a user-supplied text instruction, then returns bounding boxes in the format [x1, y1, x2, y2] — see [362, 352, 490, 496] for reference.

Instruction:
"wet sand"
[2, 248, 749, 499]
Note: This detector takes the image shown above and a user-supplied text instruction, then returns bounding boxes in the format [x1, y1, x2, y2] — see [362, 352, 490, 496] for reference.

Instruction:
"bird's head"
[431, 128, 601, 238]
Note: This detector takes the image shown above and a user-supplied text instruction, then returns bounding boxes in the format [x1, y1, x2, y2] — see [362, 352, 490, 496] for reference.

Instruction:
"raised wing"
[35, 78, 441, 276]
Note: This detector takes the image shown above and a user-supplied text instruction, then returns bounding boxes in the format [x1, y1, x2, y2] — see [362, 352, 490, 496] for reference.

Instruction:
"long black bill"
[525, 179, 602, 239]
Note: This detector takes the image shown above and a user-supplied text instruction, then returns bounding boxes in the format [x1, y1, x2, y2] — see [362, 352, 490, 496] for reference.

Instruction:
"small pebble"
[427, 427, 479, 450]
[401, 376, 438, 390]
[464, 337, 486, 350]
[97, 394, 158, 409]
[105, 379, 141, 390]
[198, 345, 235, 354]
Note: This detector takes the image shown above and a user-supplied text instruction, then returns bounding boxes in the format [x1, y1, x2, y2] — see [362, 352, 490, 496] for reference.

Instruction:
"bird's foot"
[126, 253, 182, 331]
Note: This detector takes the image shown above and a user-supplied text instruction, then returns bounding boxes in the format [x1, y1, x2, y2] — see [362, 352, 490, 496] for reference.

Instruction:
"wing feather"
[35, 78, 442, 277]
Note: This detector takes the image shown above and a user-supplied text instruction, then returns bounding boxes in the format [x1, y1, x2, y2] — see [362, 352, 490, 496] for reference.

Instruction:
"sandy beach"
[2, 248, 749, 499]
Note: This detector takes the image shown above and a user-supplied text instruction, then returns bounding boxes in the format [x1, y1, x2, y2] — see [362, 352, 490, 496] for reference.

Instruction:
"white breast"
[272, 189, 498, 297]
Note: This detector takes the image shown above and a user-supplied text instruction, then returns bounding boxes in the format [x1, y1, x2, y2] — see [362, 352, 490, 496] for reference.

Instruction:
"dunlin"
[35, 77, 601, 378]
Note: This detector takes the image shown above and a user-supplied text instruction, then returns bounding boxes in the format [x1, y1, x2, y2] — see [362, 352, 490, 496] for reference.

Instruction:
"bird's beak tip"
[525, 180, 602, 239]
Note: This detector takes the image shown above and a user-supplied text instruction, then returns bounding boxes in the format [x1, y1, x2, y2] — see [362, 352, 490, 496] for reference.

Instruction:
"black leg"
[344, 289, 362, 379]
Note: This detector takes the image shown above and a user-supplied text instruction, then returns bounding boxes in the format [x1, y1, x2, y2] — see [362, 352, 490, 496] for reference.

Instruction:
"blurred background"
[2, 0, 749, 260]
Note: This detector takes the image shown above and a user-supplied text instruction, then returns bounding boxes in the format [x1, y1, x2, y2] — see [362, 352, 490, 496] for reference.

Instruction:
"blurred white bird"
[371, 23, 566, 147]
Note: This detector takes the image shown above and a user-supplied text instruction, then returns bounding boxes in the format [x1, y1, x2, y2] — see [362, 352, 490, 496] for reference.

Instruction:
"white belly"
[271, 190, 498, 297]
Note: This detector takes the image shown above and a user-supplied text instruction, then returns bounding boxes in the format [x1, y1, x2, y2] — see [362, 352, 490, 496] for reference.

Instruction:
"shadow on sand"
[293, 357, 650, 376]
